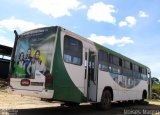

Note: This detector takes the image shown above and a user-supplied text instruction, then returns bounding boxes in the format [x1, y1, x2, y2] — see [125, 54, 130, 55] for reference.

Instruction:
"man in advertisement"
[23, 48, 32, 78]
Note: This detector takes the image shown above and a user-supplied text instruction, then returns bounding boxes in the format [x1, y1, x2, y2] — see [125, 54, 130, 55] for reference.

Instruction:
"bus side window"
[63, 35, 83, 66]
[98, 50, 108, 72]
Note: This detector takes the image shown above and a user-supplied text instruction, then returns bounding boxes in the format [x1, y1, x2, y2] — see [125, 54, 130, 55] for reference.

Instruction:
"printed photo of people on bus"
[14, 52, 26, 78]
[23, 48, 32, 78]
[14, 48, 46, 79]
[27, 50, 46, 78]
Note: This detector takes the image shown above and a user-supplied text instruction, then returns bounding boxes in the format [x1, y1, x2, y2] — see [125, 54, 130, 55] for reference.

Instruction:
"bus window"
[124, 60, 130, 69]
[64, 35, 82, 65]
[141, 68, 147, 81]
[134, 64, 139, 72]
[109, 54, 119, 66]
[98, 50, 108, 71]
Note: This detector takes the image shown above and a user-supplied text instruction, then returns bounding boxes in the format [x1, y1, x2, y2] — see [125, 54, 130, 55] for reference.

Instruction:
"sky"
[0, 0, 160, 79]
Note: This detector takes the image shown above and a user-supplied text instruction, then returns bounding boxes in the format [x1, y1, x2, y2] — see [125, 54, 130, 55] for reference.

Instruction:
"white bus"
[9, 26, 151, 109]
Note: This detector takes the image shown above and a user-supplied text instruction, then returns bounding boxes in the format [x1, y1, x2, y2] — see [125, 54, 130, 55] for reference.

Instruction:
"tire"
[100, 90, 112, 110]
[128, 100, 134, 105]
[139, 92, 146, 105]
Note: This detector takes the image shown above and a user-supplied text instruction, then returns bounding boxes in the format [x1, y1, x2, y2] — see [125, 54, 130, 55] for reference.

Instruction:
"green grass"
[152, 83, 160, 95]
[152, 83, 160, 90]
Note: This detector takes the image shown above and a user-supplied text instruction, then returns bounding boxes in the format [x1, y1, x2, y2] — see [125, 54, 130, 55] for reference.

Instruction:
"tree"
[151, 77, 160, 97]
[151, 77, 160, 85]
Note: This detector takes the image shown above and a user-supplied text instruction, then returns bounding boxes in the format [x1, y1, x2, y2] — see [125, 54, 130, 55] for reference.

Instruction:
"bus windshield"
[11, 28, 56, 79]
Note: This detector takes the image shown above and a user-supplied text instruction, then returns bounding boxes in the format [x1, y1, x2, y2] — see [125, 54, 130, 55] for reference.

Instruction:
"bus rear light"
[21, 79, 30, 86]
[45, 73, 53, 88]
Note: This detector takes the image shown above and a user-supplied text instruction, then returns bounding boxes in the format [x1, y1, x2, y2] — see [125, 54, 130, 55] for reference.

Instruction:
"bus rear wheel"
[139, 91, 148, 105]
[100, 90, 111, 110]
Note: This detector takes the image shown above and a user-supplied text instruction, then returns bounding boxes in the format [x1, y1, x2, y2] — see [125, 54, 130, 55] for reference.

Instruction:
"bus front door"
[87, 51, 98, 102]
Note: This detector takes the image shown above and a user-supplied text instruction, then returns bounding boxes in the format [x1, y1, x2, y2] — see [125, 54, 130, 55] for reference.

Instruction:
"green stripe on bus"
[52, 27, 86, 103]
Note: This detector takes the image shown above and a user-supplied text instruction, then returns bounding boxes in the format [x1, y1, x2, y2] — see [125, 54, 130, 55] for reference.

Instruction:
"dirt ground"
[0, 89, 160, 115]
[0, 90, 60, 109]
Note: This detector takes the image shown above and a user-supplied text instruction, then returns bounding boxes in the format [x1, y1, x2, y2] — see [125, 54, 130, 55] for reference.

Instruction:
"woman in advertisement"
[14, 52, 26, 78]
[27, 50, 46, 78]
[17, 52, 24, 68]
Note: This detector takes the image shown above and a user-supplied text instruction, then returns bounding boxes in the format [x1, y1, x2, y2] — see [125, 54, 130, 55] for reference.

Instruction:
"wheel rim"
[103, 95, 110, 106]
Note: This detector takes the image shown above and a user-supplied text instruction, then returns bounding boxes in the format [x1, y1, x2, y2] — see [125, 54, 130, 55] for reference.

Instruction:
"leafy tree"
[151, 77, 160, 85]
[152, 77, 160, 96]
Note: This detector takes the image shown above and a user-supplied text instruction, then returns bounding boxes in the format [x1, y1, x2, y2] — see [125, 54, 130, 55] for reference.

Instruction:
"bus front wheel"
[100, 90, 111, 110]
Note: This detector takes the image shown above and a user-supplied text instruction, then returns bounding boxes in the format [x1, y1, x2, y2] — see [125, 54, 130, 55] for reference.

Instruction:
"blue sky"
[0, 0, 160, 79]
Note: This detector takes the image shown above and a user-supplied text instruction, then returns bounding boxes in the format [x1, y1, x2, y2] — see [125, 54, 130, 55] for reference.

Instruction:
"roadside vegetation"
[151, 77, 160, 100]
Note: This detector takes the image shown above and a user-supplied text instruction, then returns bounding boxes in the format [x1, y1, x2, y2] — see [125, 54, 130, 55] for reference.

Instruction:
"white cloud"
[30, 0, 86, 18]
[157, 19, 160, 23]
[139, 11, 149, 18]
[0, 36, 14, 47]
[0, 17, 45, 32]
[87, 2, 116, 24]
[119, 16, 136, 27]
[88, 34, 134, 46]
[119, 21, 127, 27]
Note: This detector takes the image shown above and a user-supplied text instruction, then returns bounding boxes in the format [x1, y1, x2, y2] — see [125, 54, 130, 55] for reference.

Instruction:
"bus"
[8, 26, 151, 109]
